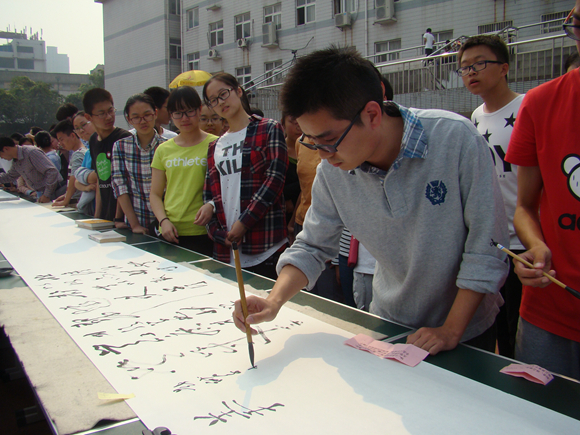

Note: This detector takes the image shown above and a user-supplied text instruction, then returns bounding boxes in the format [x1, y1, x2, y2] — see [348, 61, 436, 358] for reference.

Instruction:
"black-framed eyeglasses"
[129, 113, 155, 124]
[563, 8, 580, 41]
[91, 107, 116, 119]
[455, 60, 504, 77]
[206, 88, 234, 108]
[171, 109, 198, 120]
[298, 107, 364, 154]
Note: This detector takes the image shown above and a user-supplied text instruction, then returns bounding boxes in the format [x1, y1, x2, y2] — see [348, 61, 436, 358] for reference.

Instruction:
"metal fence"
[250, 29, 577, 120]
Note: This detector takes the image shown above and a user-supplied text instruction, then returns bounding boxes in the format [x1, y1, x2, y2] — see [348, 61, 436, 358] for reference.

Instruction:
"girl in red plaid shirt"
[202, 73, 288, 279]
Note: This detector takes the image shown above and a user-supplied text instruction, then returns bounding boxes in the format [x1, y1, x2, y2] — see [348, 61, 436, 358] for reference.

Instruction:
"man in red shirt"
[505, 3, 580, 379]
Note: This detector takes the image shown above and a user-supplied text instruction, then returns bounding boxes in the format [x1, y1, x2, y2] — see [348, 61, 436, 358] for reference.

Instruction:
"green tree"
[65, 68, 105, 110]
[0, 76, 63, 136]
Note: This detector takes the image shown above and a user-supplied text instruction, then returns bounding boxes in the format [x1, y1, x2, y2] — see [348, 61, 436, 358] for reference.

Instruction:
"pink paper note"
[500, 363, 554, 385]
[344, 334, 429, 367]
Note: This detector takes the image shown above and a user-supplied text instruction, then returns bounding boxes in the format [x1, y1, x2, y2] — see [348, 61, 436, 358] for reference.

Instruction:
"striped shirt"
[0, 145, 62, 198]
[111, 132, 165, 228]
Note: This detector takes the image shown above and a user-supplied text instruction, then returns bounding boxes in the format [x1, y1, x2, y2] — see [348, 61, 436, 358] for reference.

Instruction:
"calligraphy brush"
[231, 242, 256, 368]
[490, 239, 580, 300]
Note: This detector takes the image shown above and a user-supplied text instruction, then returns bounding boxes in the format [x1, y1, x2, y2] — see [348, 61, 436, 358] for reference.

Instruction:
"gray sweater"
[278, 106, 509, 341]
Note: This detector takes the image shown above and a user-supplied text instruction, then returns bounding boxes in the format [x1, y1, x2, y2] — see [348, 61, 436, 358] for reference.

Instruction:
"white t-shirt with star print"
[472, 94, 524, 250]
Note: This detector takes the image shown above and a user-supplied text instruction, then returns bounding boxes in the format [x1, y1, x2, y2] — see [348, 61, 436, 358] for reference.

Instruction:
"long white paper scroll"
[0, 200, 578, 435]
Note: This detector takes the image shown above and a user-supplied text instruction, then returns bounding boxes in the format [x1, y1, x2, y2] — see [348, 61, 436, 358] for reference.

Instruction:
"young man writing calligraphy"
[233, 46, 509, 355]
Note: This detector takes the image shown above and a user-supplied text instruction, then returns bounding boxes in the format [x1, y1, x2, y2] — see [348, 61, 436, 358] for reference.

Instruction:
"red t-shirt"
[506, 68, 580, 343]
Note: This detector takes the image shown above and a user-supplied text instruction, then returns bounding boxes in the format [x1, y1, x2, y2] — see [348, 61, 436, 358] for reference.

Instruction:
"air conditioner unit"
[237, 38, 250, 49]
[335, 12, 352, 28]
[375, 0, 397, 24]
[208, 49, 221, 60]
[262, 22, 278, 47]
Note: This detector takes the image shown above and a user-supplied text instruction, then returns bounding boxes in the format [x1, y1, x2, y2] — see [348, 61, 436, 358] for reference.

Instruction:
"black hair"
[53, 119, 77, 137]
[56, 103, 78, 121]
[18, 137, 33, 145]
[124, 93, 157, 119]
[280, 45, 389, 123]
[250, 107, 264, 117]
[426, 28, 432, 33]
[73, 110, 86, 120]
[83, 88, 113, 115]
[167, 86, 202, 113]
[34, 131, 53, 149]
[458, 35, 510, 65]
[380, 74, 394, 101]
[29, 126, 42, 136]
[0, 137, 16, 152]
[143, 86, 171, 110]
[9, 132, 24, 142]
[564, 52, 580, 72]
[202, 73, 252, 115]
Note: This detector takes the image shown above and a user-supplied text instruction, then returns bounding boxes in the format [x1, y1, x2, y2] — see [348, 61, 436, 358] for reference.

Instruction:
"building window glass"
[0, 58, 14, 68]
[209, 21, 224, 47]
[236, 66, 252, 86]
[187, 7, 199, 29]
[16, 45, 34, 53]
[187, 52, 200, 70]
[0, 45, 13, 52]
[375, 39, 401, 63]
[235, 12, 251, 40]
[169, 0, 181, 15]
[297, 0, 315, 25]
[478, 20, 513, 34]
[264, 60, 283, 84]
[264, 3, 282, 29]
[541, 11, 569, 34]
[170, 38, 181, 60]
[17, 58, 34, 70]
[334, 0, 355, 14]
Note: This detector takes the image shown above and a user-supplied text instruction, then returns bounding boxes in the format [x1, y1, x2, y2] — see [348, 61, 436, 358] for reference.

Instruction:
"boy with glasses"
[233, 46, 509, 356]
[83, 88, 131, 221]
[458, 35, 524, 359]
[52, 119, 87, 208]
[504, 4, 580, 379]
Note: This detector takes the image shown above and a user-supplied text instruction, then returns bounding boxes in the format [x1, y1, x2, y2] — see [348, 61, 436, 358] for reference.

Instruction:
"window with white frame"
[235, 12, 251, 40]
[209, 21, 224, 47]
[541, 11, 569, 34]
[236, 66, 252, 86]
[264, 60, 283, 84]
[478, 20, 513, 34]
[297, 0, 315, 25]
[187, 52, 200, 70]
[334, 0, 355, 14]
[169, 38, 181, 59]
[187, 7, 199, 29]
[375, 39, 401, 63]
[434, 30, 453, 43]
[169, 0, 180, 15]
[264, 3, 282, 29]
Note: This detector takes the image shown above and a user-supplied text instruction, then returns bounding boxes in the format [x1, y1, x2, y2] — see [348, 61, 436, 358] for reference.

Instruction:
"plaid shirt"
[0, 145, 62, 198]
[111, 131, 165, 227]
[204, 115, 288, 262]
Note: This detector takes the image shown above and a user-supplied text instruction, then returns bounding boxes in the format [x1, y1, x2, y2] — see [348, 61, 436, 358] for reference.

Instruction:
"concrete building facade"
[0, 32, 46, 73]
[46, 46, 70, 74]
[181, 0, 573, 83]
[95, 0, 182, 127]
[97, 0, 575, 122]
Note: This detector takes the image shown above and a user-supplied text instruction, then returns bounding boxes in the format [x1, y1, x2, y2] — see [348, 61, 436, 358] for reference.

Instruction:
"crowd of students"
[1, 5, 579, 380]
